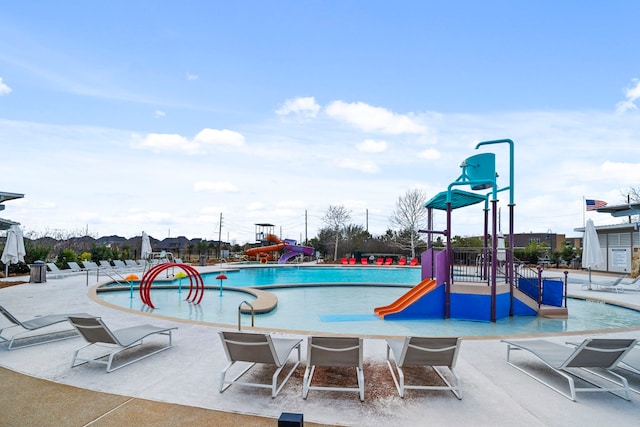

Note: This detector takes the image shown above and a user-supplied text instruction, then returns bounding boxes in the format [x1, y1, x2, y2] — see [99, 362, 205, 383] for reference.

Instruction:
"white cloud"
[192, 181, 239, 192]
[154, 110, 166, 118]
[325, 101, 427, 134]
[600, 161, 640, 181]
[131, 128, 245, 154]
[276, 96, 321, 117]
[357, 139, 388, 153]
[418, 148, 441, 160]
[336, 158, 379, 173]
[0, 77, 12, 95]
[194, 128, 245, 146]
[616, 78, 640, 113]
[186, 72, 199, 81]
[131, 132, 200, 154]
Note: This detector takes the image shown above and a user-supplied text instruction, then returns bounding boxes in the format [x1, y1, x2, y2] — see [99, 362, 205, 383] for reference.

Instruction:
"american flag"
[586, 199, 607, 211]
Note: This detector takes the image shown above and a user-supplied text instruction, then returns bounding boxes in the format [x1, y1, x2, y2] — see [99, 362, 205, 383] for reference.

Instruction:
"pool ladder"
[237, 301, 255, 331]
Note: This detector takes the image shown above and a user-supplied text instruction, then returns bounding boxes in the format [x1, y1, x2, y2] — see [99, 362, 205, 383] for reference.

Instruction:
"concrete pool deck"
[1, 267, 639, 426]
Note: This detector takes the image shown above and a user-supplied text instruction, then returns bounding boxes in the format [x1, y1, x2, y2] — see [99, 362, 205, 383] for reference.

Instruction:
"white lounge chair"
[218, 331, 302, 397]
[303, 336, 364, 401]
[592, 274, 628, 293]
[385, 336, 462, 399]
[46, 263, 80, 279]
[503, 338, 637, 401]
[67, 316, 177, 372]
[0, 305, 89, 350]
[66, 261, 85, 272]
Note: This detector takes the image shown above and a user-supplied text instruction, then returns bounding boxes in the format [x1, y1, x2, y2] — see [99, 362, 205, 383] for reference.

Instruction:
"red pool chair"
[349, 258, 356, 265]
[341, 258, 348, 265]
[398, 258, 407, 266]
[409, 258, 419, 266]
[361, 257, 368, 265]
[376, 258, 384, 265]
[384, 258, 393, 265]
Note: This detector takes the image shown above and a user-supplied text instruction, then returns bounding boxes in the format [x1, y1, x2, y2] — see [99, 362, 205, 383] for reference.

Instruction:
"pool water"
[97, 267, 640, 337]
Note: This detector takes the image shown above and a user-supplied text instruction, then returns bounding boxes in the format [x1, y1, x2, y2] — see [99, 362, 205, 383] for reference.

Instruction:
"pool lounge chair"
[398, 258, 407, 266]
[218, 331, 302, 398]
[303, 336, 364, 401]
[46, 263, 80, 279]
[66, 261, 85, 271]
[620, 275, 640, 292]
[502, 338, 637, 401]
[360, 257, 368, 265]
[0, 305, 89, 350]
[340, 258, 348, 265]
[67, 315, 177, 372]
[593, 274, 628, 293]
[409, 258, 419, 266]
[376, 258, 384, 265]
[385, 336, 462, 399]
[384, 258, 393, 265]
[349, 257, 356, 265]
[124, 260, 140, 269]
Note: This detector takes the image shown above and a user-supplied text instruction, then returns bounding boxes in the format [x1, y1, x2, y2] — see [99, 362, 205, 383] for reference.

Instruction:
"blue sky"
[1, 1, 639, 244]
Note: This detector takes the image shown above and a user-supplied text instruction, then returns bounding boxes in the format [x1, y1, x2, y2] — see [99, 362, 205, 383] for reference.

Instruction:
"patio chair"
[349, 257, 356, 265]
[385, 336, 462, 399]
[113, 260, 128, 270]
[360, 257, 368, 265]
[46, 263, 80, 279]
[376, 258, 384, 265]
[303, 336, 364, 401]
[66, 261, 85, 271]
[502, 338, 637, 401]
[0, 305, 89, 350]
[67, 315, 177, 372]
[620, 275, 640, 292]
[593, 274, 629, 293]
[219, 331, 302, 397]
[124, 260, 139, 269]
[340, 258, 348, 265]
[398, 258, 407, 266]
[409, 258, 419, 266]
[384, 258, 393, 265]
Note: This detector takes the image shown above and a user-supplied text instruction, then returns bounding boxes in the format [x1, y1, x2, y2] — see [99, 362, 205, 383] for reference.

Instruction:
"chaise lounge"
[218, 331, 302, 397]
[67, 315, 177, 372]
[0, 305, 89, 350]
[502, 338, 637, 401]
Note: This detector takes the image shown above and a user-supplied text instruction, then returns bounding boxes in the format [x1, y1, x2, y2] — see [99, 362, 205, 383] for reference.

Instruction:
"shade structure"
[581, 219, 604, 285]
[1, 225, 26, 277]
[141, 231, 152, 259]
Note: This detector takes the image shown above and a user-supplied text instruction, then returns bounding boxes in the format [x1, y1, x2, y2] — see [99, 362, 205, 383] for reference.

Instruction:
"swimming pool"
[96, 265, 640, 337]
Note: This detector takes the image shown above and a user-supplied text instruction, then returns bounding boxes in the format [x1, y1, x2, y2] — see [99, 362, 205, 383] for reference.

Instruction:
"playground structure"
[245, 223, 314, 264]
[375, 139, 568, 322]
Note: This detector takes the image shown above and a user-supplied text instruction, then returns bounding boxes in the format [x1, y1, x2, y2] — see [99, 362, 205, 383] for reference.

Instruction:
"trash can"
[199, 255, 207, 266]
[29, 261, 47, 283]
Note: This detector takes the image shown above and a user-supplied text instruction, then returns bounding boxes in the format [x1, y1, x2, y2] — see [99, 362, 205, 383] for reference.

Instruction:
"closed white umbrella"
[2, 225, 26, 277]
[496, 232, 506, 262]
[581, 219, 604, 288]
[141, 231, 152, 259]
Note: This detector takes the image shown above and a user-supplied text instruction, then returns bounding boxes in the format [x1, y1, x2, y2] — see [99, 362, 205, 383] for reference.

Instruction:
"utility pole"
[218, 213, 223, 259]
[366, 209, 369, 232]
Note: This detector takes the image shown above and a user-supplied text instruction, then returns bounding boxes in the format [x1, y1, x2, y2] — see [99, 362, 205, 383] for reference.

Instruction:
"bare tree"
[322, 205, 351, 261]
[390, 188, 428, 258]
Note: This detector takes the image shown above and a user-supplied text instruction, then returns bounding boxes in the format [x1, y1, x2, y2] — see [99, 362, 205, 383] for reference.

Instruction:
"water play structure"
[246, 223, 314, 263]
[140, 262, 205, 309]
[374, 139, 568, 323]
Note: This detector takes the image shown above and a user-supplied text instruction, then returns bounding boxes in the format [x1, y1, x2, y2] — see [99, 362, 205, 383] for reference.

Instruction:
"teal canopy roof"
[424, 189, 487, 211]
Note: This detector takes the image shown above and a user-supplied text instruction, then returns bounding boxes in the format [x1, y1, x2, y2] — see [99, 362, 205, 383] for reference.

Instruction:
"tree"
[322, 205, 351, 261]
[390, 188, 429, 258]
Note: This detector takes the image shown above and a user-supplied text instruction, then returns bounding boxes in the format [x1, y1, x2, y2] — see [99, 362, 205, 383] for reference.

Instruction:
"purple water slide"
[278, 244, 315, 263]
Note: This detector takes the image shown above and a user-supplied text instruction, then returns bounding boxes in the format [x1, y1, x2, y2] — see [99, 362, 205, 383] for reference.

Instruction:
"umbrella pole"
[588, 268, 592, 290]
